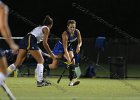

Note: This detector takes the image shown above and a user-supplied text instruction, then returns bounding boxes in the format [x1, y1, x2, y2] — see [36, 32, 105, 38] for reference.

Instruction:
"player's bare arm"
[62, 31, 71, 63]
[42, 27, 55, 59]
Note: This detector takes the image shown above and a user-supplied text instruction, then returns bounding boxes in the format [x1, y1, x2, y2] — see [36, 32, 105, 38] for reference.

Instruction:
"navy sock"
[68, 65, 75, 81]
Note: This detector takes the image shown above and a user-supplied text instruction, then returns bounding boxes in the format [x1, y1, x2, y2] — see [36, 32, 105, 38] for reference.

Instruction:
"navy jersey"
[52, 29, 78, 55]
[66, 29, 78, 47]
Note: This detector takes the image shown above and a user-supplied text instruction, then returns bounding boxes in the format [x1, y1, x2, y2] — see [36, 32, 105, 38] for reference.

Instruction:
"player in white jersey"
[7, 15, 55, 87]
[0, 1, 18, 85]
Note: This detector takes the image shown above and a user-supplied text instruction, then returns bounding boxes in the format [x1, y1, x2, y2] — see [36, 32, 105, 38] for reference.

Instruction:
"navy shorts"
[19, 34, 39, 50]
[52, 41, 73, 55]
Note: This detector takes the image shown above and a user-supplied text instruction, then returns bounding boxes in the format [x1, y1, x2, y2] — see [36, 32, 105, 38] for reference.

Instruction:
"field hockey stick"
[57, 56, 75, 84]
[56, 68, 66, 84]
[1, 82, 16, 100]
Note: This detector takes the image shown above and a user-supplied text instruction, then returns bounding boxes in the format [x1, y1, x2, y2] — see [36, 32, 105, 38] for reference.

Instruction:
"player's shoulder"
[42, 25, 49, 29]
[62, 31, 67, 35]
[75, 29, 80, 33]
[62, 31, 68, 38]
[42, 26, 50, 32]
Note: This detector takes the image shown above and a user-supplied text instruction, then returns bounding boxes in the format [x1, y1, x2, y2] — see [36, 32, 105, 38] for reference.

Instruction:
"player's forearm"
[77, 35, 82, 48]
[77, 41, 82, 48]
[64, 49, 71, 62]
[43, 42, 54, 57]
[77, 30, 82, 48]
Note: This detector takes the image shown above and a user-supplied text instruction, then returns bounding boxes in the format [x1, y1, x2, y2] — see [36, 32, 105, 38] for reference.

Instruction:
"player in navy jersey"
[44, 20, 82, 86]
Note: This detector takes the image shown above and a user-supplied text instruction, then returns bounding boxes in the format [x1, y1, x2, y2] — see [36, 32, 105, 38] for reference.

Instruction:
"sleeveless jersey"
[66, 29, 78, 46]
[29, 26, 48, 43]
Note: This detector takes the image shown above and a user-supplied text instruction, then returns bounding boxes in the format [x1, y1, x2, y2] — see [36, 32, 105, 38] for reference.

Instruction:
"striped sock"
[7, 64, 16, 76]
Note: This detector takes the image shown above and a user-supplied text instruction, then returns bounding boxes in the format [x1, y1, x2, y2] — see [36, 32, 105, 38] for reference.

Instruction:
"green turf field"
[0, 77, 140, 100]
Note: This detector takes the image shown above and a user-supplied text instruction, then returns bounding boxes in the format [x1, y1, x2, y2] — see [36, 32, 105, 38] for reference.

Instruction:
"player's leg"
[7, 49, 27, 76]
[7, 34, 31, 75]
[43, 55, 59, 76]
[49, 54, 63, 69]
[74, 53, 81, 79]
[29, 50, 50, 87]
[42, 53, 63, 77]
[68, 51, 76, 81]
[43, 41, 64, 76]
[68, 51, 80, 86]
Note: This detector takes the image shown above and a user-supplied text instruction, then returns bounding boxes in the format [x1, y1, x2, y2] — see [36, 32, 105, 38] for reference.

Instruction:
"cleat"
[37, 80, 51, 87]
[68, 80, 80, 86]
[42, 80, 51, 85]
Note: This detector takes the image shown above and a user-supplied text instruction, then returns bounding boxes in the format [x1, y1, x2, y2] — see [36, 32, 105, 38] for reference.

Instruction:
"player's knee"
[36, 58, 44, 64]
[40, 58, 44, 64]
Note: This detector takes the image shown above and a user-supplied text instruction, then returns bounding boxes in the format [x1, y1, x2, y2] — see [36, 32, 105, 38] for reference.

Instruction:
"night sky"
[2, 0, 140, 38]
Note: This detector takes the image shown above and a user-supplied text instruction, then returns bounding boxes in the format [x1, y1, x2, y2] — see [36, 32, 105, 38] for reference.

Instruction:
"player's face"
[67, 24, 76, 33]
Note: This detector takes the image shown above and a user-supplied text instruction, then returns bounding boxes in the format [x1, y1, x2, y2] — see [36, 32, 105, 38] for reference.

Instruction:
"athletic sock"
[36, 64, 44, 82]
[7, 64, 16, 76]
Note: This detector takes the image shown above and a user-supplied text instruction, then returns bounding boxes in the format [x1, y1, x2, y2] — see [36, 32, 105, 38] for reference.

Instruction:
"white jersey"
[29, 26, 48, 43]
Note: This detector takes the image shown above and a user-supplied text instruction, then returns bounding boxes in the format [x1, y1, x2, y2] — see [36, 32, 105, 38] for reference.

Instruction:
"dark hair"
[67, 20, 76, 26]
[42, 15, 53, 26]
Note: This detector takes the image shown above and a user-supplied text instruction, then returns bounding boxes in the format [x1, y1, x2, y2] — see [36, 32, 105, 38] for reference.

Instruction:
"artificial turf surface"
[0, 77, 140, 100]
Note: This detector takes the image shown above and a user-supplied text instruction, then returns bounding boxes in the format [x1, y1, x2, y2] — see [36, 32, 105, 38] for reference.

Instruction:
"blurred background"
[3, 0, 140, 38]
[1, 0, 140, 78]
